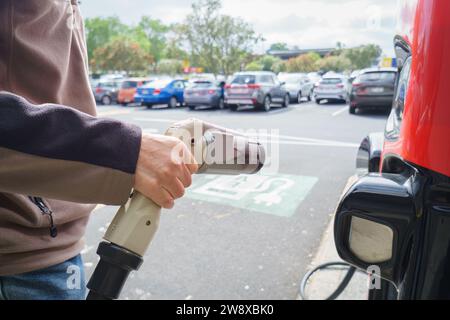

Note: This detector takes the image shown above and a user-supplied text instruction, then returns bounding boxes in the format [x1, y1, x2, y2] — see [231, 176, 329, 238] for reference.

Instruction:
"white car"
[278, 73, 314, 104]
[313, 74, 349, 104]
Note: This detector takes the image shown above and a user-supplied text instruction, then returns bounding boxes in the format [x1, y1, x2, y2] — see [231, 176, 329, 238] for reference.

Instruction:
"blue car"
[134, 79, 187, 108]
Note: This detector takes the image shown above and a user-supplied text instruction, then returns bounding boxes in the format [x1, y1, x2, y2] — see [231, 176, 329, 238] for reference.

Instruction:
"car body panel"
[93, 80, 122, 103]
[134, 79, 187, 106]
[383, 0, 450, 178]
[278, 73, 314, 101]
[117, 78, 151, 104]
[184, 81, 224, 108]
[350, 69, 397, 109]
[314, 75, 349, 101]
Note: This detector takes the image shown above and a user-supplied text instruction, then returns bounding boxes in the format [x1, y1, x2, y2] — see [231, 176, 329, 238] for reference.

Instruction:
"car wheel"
[315, 99, 322, 105]
[282, 94, 290, 108]
[229, 105, 238, 111]
[101, 95, 112, 105]
[262, 95, 271, 112]
[218, 98, 225, 110]
[168, 96, 178, 108]
[120, 102, 128, 107]
[188, 105, 196, 110]
[146, 103, 153, 109]
[308, 90, 313, 101]
[297, 92, 302, 104]
[349, 105, 357, 114]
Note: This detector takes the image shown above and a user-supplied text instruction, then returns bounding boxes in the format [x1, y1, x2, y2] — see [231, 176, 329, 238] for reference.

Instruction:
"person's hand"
[134, 134, 198, 209]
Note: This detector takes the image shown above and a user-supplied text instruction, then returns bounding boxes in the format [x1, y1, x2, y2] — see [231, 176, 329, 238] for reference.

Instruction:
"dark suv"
[224, 72, 289, 111]
[349, 68, 397, 114]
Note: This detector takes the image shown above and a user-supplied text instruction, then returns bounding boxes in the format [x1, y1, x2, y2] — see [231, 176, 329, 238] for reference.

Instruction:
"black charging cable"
[299, 262, 360, 300]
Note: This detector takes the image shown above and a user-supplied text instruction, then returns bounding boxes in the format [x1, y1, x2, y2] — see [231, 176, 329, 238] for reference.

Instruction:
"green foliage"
[269, 42, 289, 51]
[90, 36, 153, 74]
[285, 52, 321, 73]
[245, 55, 283, 72]
[245, 61, 263, 71]
[84, 16, 127, 60]
[341, 44, 382, 69]
[84, 12, 381, 76]
[156, 59, 184, 75]
[138, 17, 170, 68]
[315, 55, 351, 72]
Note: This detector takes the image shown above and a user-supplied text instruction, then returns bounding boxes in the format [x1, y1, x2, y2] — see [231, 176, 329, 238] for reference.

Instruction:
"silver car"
[224, 71, 289, 112]
[314, 74, 349, 104]
[184, 81, 225, 110]
[278, 73, 314, 103]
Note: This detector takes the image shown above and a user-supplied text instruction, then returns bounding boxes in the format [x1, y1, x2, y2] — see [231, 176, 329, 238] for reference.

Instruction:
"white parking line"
[331, 106, 348, 117]
[98, 109, 133, 117]
[258, 139, 358, 148]
[254, 133, 358, 147]
[133, 117, 181, 123]
[142, 128, 160, 134]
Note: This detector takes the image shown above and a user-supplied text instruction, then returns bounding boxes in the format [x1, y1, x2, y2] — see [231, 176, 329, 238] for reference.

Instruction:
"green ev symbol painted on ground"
[186, 173, 318, 217]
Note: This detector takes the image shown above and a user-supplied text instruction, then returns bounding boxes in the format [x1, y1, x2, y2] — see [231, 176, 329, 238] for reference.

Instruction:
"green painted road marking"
[186, 173, 318, 217]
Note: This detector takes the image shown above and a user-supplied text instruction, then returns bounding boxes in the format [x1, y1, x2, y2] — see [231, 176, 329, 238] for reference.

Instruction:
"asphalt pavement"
[82, 99, 389, 300]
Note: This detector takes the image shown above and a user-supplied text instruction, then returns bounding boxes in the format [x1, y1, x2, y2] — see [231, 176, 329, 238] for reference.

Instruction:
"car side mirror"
[334, 169, 424, 286]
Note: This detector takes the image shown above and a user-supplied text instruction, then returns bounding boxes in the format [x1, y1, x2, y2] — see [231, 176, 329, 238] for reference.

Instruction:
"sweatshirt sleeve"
[0, 91, 142, 205]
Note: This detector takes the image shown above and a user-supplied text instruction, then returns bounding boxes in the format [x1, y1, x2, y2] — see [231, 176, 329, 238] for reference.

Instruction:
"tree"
[245, 55, 283, 72]
[315, 55, 351, 72]
[285, 52, 321, 72]
[84, 17, 127, 61]
[156, 59, 184, 75]
[138, 17, 170, 70]
[269, 42, 289, 51]
[180, 0, 262, 74]
[90, 36, 153, 75]
[343, 44, 382, 69]
[245, 61, 263, 71]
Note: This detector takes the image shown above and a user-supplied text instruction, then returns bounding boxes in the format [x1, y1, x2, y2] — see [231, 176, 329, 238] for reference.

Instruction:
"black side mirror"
[334, 168, 424, 286]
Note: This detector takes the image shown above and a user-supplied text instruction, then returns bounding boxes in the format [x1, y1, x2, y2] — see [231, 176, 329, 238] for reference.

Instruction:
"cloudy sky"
[79, 0, 398, 56]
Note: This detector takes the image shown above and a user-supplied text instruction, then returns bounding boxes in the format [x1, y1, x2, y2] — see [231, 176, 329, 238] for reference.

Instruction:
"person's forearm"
[0, 91, 142, 205]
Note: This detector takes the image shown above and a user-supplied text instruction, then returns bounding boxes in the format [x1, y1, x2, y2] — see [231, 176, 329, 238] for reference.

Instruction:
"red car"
[334, 0, 450, 299]
[117, 78, 151, 106]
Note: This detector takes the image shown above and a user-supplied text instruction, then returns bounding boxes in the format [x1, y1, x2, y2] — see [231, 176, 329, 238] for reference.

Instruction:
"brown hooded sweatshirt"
[0, 0, 142, 275]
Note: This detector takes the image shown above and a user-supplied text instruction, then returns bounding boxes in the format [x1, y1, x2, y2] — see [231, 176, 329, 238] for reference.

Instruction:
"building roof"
[267, 48, 335, 60]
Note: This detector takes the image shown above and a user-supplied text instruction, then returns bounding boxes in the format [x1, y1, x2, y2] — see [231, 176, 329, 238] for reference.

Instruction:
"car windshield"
[320, 78, 342, 85]
[359, 72, 396, 82]
[231, 75, 256, 85]
[121, 81, 138, 89]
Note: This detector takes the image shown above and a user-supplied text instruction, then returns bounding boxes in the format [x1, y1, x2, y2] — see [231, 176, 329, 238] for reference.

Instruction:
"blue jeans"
[0, 255, 86, 300]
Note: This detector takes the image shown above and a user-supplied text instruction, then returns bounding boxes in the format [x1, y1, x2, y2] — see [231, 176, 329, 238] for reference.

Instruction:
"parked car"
[224, 71, 289, 112]
[334, 0, 450, 300]
[348, 70, 362, 83]
[93, 80, 122, 105]
[134, 79, 187, 108]
[313, 74, 349, 104]
[117, 78, 152, 106]
[189, 73, 216, 83]
[184, 81, 226, 110]
[278, 73, 314, 103]
[348, 68, 397, 114]
[308, 72, 323, 90]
